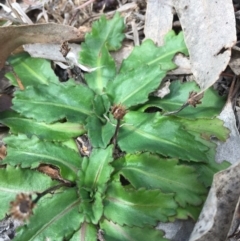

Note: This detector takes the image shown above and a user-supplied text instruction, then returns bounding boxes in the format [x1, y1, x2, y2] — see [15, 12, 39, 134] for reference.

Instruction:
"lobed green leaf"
[100, 219, 169, 241]
[119, 31, 188, 73]
[0, 166, 57, 219]
[83, 12, 125, 51]
[0, 111, 86, 141]
[86, 94, 115, 147]
[106, 65, 166, 108]
[77, 146, 113, 224]
[78, 189, 104, 224]
[6, 52, 59, 86]
[178, 117, 229, 142]
[114, 153, 207, 207]
[3, 135, 82, 181]
[118, 111, 213, 162]
[12, 80, 94, 124]
[86, 116, 115, 148]
[14, 189, 82, 241]
[78, 146, 113, 193]
[104, 182, 177, 227]
[172, 205, 203, 221]
[79, 13, 125, 93]
[92, 94, 111, 118]
[106, 31, 188, 108]
[188, 158, 230, 187]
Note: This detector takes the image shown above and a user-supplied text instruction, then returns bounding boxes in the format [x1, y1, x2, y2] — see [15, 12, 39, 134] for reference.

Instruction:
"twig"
[33, 182, 74, 204]
[69, 0, 96, 26]
[228, 76, 238, 103]
[111, 119, 121, 151]
[164, 102, 189, 116]
[164, 91, 204, 116]
[76, 0, 96, 10]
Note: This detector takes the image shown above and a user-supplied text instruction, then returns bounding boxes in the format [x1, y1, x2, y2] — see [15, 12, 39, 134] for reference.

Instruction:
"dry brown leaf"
[0, 145, 6, 160]
[187, 91, 204, 107]
[37, 164, 67, 183]
[0, 23, 85, 69]
[38, 164, 61, 179]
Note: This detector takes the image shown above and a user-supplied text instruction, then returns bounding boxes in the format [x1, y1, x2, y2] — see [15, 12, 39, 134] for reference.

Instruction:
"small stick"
[164, 91, 204, 116]
[33, 182, 74, 204]
[111, 119, 121, 151]
[69, 0, 96, 26]
[164, 102, 189, 116]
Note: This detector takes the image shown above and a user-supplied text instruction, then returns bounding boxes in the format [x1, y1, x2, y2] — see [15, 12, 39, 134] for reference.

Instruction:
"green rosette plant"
[0, 13, 229, 241]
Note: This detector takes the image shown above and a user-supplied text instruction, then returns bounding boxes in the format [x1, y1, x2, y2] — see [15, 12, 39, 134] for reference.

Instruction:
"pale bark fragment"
[174, 0, 236, 90]
[144, 0, 173, 46]
[189, 163, 240, 241]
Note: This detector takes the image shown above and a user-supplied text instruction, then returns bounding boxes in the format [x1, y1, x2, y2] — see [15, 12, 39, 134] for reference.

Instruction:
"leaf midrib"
[107, 221, 136, 241]
[4, 117, 84, 133]
[120, 72, 164, 105]
[0, 187, 21, 193]
[121, 167, 200, 193]
[148, 46, 187, 66]
[15, 99, 93, 116]
[95, 18, 117, 91]
[21, 61, 49, 84]
[107, 196, 160, 208]
[122, 124, 181, 149]
[29, 198, 81, 240]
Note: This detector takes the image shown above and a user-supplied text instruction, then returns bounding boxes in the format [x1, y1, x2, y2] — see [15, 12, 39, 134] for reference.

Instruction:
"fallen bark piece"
[189, 163, 240, 241]
[215, 100, 240, 165]
[229, 46, 240, 75]
[227, 197, 240, 240]
[174, 0, 236, 91]
[144, 0, 173, 45]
